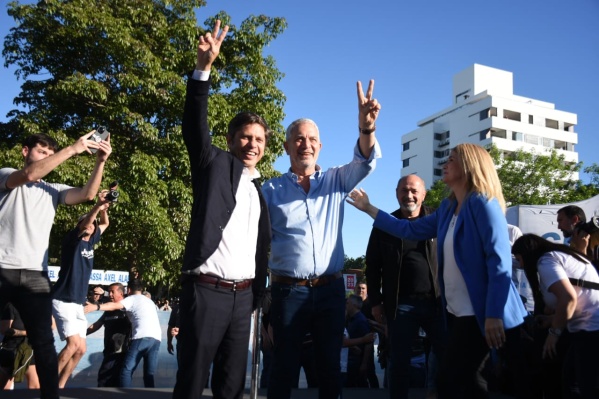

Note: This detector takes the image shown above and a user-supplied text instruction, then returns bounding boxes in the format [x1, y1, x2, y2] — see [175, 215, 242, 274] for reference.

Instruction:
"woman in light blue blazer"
[348, 143, 528, 398]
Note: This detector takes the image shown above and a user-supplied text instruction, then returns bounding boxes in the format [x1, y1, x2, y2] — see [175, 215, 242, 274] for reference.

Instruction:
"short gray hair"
[285, 118, 319, 141]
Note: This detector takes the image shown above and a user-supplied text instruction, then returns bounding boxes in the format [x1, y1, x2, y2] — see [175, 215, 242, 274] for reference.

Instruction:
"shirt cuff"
[191, 69, 210, 81]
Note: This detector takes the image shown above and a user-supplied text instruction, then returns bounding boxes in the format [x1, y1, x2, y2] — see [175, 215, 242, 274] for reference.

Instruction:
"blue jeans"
[267, 277, 346, 399]
[120, 337, 160, 387]
[0, 269, 58, 399]
[388, 297, 445, 399]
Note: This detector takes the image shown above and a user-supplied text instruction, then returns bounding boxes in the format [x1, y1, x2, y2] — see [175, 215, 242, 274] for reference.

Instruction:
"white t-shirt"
[121, 294, 162, 341]
[443, 214, 475, 316]
[0, 168, 71, 271]
[538, 251, 599, 333]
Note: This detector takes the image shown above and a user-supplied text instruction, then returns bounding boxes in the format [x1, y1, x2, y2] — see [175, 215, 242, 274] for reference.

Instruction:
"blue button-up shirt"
[262, 140, 381, 278]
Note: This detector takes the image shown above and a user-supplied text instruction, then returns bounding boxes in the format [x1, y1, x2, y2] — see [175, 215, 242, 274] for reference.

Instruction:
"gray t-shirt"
[0, 167, 72, 271]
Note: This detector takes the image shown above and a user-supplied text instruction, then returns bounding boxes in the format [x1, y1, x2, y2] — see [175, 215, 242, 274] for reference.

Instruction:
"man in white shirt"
[85, 278, 161, 387]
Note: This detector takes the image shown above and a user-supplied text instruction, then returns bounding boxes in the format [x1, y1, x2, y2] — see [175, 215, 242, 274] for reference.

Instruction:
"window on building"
[435, 130, 450, 141]
[479, 129, 491, 140]
[403, 158, 410, 168]
[512, 132, 523, 142]
[503, 110, 521, 121]
[528, 115, 534, 124]
[525, 134, 539, 145]
[403, 141, 410, 151]
[564, 122, 575, 132]
[489, 129, 506, 139]
[542, 138, 554, 148]
[545, 118, 559, 129]
[479, 108, 497, 120]
[434, 168, 443, 177]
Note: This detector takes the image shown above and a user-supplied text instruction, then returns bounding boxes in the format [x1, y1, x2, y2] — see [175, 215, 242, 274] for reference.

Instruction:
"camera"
[106, 180, 119, 203]
[576, 216, 599, 235]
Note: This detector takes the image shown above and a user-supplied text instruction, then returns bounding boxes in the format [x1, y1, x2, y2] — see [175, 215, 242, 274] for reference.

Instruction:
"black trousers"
[97, 352, 126, 387]
[437, 315, 490, 399]
[172, 279, 253, 399]
[437, 314, 526, 399]
[0, 269, 58, 399]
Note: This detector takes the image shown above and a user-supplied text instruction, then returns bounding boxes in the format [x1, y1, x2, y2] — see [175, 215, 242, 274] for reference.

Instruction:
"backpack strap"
[569, 277, 599, 290]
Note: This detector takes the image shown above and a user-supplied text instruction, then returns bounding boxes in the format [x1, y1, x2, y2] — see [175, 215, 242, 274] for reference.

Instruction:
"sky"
[1, 0, 598, 259]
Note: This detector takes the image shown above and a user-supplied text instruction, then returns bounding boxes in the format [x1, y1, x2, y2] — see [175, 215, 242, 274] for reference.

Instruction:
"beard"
[401, 202, 419, 212]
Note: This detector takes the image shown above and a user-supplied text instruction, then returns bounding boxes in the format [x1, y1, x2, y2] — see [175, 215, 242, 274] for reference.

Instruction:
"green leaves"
[0, 0, 287, 292]
[424, 145, 599, 209]
[489, 145, 589, 206]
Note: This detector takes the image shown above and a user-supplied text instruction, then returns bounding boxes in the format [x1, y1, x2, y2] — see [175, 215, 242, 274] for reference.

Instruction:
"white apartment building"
[401, 64, 578, 186]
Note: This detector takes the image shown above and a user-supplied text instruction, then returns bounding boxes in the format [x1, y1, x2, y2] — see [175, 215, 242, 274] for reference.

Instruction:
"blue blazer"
[374, 193, 527, 333]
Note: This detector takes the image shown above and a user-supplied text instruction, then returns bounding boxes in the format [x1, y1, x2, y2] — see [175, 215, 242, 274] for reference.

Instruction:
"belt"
[187, 274, 253, 291]
[271, 271, 343, 287]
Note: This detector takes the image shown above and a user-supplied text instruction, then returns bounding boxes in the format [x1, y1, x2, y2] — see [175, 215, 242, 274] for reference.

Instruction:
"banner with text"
[47, 266, 129, 286]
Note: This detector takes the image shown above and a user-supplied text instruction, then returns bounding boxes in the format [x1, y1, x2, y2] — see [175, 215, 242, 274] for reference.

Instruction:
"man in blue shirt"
[345, 294, 372, 388]
[262, 82, 382, 399]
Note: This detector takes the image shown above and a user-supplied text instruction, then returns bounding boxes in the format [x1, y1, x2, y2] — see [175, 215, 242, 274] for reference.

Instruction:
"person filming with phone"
[0, 130, 111, 399]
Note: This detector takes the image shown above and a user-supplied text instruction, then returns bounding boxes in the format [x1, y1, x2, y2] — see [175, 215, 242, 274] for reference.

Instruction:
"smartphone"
[89, 126, 109, 154]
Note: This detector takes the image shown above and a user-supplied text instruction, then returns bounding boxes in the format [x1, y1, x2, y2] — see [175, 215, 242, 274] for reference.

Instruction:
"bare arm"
[64, 135, 112, 205]
[6, 131, 100, 189]
[543, 278, 577, 359]
[0, 319, 12, 335]
[98, 207, 109, 234]
[87, 318, 105, 336]
[77, 190, 111, 235]
[356, 80, 381, 158]
[360, 342, 374, 373]
[84, 300, 123, 314]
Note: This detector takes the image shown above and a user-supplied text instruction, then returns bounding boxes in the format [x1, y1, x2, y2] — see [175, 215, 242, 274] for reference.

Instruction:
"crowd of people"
[1, 19, 598, 399]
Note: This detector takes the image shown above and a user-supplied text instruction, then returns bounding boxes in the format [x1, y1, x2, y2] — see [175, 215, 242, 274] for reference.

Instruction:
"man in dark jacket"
[365, 174, 445, 399]
[172, 20, 271, 399]
[86, 282, 131, 387]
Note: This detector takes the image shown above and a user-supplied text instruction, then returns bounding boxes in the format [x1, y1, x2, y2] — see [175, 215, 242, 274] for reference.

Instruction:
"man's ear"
[22, 146, 30, 158]
[283, 141, 289, 155]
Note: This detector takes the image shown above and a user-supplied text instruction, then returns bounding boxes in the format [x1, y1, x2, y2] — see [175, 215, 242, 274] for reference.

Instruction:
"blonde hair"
[449, 143, 506, 212]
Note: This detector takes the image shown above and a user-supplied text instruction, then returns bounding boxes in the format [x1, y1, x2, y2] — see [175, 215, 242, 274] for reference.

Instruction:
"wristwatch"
[96, 303, 101, 311]
[359, 125, 376, 135]
[548, 327, 563, 337]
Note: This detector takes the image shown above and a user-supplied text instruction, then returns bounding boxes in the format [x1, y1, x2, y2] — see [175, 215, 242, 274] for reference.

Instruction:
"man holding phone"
[0, 130, 111, 399]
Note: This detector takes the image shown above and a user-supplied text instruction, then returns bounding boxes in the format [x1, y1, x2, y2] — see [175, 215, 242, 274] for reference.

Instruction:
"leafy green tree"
[343, 255, 366, 273]
[423, 179, 447, 209]
[573, 163, 599, 201]
[584, 164, 599, 185]
[424, 145, 598, 209]
[489, 146, 588, 206]
[0, 0, 287, 291]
